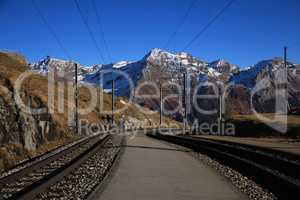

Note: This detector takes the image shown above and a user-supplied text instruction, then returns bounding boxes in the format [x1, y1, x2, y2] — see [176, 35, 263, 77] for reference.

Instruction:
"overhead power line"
[164, 0, 198, 49]
[182, 0, 235, 51]
[91, 0, 112, 62]
[31, 0, 71, 59]
[73, 0, 106, 63]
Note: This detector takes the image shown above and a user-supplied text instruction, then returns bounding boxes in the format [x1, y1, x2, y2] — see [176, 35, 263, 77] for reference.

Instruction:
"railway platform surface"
[91, 134, 246, 200]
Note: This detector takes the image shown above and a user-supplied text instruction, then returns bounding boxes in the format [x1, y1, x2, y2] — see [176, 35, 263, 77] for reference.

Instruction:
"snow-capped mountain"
[82, 60, 145, 96]
[231, 58, 297, 88]
[30, 56, 92, 81]
[84, 48, 218, 96]
[30, 48, 226, 96]
[30, 56, 71, 75]
[144, 48, 208, 74]
[30, 48, 300, 116]
[230, 57, 300, 113]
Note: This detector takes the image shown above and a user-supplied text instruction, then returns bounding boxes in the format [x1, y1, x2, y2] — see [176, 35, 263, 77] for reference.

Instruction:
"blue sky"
[1, 0, 300, 67]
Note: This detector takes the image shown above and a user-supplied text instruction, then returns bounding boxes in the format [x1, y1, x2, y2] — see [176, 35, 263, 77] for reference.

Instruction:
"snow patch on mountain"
[113, 61, 133, 69]
[82, 61, 145, 96]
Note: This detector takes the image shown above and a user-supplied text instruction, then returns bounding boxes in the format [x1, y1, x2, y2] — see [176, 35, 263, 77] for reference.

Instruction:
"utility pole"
[218, 86, 224, 136]
[284, 46, 290, 114]
[183, 73, 187, 135]
[159, 83, 162, 126]
[74, 63, 79, 134]
[111, 80, 115, 125]
[284, 46, 287, 70]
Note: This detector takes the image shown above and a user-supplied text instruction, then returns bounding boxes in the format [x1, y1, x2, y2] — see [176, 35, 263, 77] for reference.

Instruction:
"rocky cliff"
[0, 52, 65, 171]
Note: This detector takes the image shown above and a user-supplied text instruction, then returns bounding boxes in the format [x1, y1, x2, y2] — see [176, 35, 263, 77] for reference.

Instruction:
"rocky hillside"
[231, 58, 300, 113]
[0, 52, 60, 171]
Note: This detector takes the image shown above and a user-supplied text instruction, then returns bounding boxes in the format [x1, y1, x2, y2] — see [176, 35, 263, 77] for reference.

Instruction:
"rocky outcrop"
[0, 74, 57, 151]
[0, 52, 63, 171]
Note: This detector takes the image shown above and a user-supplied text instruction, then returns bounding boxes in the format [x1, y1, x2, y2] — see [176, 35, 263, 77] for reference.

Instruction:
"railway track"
[0, 133, 111, 200]
[148, 133, 300, 199]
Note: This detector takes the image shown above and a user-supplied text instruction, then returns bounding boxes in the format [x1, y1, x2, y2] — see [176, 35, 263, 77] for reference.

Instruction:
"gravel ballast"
[35, 135, 124, 200]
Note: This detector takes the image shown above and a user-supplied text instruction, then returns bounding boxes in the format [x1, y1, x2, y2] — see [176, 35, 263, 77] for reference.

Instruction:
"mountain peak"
[146, 48, 173, 58]
[209, 59, 229, 68]
[149, 48, 164, 54]
[147, 48, 192, 60]
[208, 59, 239, 74]
[30, 56, 83, 76]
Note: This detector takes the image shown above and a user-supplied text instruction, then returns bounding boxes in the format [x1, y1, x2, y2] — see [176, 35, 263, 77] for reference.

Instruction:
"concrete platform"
[91, 134, 246, 200]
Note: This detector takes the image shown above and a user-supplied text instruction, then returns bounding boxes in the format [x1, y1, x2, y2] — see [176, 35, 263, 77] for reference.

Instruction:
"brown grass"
[229, 113, 300, 137]
[0, 143, 28, 172]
